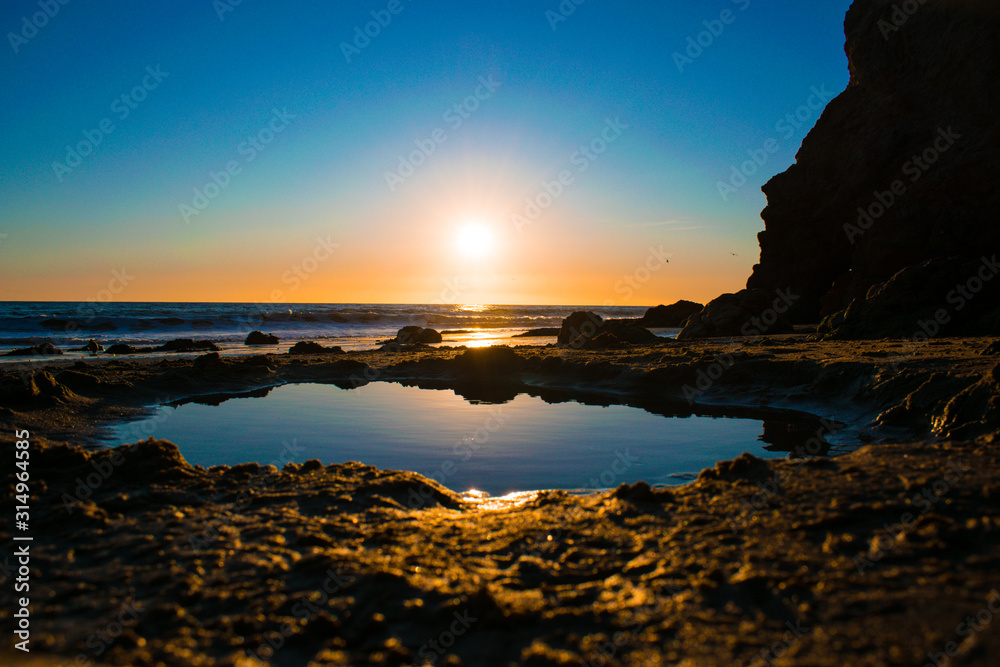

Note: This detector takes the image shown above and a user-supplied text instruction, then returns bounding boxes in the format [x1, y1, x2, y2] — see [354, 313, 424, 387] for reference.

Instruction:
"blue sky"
[0, 0, 853, 304]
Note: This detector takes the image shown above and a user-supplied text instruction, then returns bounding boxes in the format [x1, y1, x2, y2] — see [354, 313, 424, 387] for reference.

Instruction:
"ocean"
[0, 302, 660, 358]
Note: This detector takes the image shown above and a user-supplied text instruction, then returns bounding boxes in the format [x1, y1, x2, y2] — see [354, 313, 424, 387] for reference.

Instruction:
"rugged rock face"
[637, 301, 705, 327]
[819, 256, 1000, 338]
[677, 289, 795, 340]
[288, 341, 345, 355]
[4, 342, 62, 356]
[747, 0, 1000, 323]
[396, 326, 443, 344]
[558, 311, 657, 348]
[245, 330, 279, 345]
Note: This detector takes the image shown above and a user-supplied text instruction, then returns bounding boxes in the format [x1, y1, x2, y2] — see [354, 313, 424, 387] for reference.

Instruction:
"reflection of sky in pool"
[108, 382, 796, 495]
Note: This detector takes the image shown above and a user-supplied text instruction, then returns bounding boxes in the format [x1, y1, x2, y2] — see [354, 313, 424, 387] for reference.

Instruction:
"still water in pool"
[107, 381, 823, 495]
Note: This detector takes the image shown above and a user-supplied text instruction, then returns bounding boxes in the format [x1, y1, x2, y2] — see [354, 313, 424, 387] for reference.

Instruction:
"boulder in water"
[245, 331, 279, 346]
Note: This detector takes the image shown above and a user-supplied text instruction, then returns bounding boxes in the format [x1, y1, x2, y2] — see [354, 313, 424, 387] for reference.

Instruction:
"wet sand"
[2, 336, 1000, 665]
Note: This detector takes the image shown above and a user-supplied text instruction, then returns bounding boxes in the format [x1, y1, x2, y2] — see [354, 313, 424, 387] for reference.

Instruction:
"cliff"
[746, 0, 1000, 325]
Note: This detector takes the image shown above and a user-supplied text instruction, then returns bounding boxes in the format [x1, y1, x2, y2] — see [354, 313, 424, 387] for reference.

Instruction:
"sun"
[455, 221, 495, 259]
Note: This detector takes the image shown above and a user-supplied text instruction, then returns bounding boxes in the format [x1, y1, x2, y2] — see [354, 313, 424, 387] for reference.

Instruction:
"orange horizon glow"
[1, 171, 758, 307]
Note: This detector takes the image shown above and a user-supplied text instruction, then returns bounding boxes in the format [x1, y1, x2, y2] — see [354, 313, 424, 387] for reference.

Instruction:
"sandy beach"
[2, 337, 1000, 665]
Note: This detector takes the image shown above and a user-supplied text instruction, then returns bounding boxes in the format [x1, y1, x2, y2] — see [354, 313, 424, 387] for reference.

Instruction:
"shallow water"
[106, 382, 827, 495]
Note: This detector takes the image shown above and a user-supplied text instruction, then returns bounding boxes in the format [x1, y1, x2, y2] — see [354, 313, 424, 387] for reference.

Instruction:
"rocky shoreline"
[2, 337, 1000, 665]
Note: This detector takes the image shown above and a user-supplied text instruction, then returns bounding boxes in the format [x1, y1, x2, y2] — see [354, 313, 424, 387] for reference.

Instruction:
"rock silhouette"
[746, 0, 1000, 326]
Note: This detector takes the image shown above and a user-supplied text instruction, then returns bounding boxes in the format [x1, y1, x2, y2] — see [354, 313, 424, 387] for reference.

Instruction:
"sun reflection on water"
[461, 488, 539, 511]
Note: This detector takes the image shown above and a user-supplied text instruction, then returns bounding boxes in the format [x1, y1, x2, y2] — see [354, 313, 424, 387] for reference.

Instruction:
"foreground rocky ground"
[2, 336, 1000, 665]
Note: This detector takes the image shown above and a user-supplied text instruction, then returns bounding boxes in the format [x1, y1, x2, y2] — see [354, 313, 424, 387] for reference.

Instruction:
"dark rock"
[540, 356, 563, 370]
[396, 326, 443, 344]
[324, 359, 370, 375]
[193, 352, 224, 370]
[81, 340, 104, 354]
[104, 340, 217, 355]
[113, 439, 192, 481]
[5, 342, 63, 356]
[245, 331, 279, 346]
[819, 257, 1000, 339]
[698, 452, 771, 482]
[454, 346, 523, 376]
[604, 322, 658, 345]
[559, 311, 657, 348]
[513, 328, 561, 338]
[589, 332, 623, 349]
[638, 301, 705, 327]
[558, 312, 604, 346]
[0, 371, 75, 404]
[678, 289, 795, 339]
[288, 341, 344, 355]
[54, 370, 103, 393]
[614, 481, 672, 504]
[244, 355, 273, 366]
[746, 0, 1000, 322]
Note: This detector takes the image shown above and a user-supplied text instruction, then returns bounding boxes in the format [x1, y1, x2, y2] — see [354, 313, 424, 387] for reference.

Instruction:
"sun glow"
[455, 221, 495, 259]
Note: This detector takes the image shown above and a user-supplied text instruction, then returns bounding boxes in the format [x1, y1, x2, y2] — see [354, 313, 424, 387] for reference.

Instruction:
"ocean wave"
[0, 302, 651, 348]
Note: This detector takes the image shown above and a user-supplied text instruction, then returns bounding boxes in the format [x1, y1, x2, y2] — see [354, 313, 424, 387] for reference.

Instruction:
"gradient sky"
[0, 0, 853, 306]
